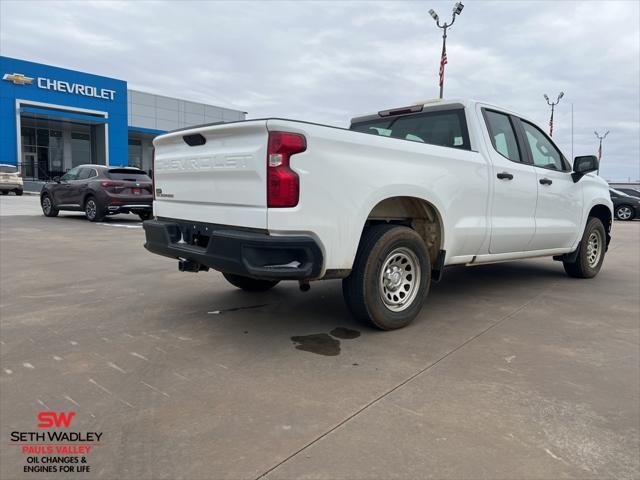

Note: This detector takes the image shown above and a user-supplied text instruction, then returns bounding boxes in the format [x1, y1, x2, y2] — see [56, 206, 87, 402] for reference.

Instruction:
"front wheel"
[343, 224, 431, 330]
[41, 194, 59, 217]
[84, 196, 105, 222]
[222, 273, 280, 292]
[1, 191, 8, 195]
[615, 205, 634, 221]
[15, 189, 23, 196]
[563, 217, 606, 279]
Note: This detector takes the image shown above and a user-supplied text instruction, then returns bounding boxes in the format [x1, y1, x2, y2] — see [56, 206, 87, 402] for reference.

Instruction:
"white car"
[0, 164, 23, 196]
[143, 99, 613, 330]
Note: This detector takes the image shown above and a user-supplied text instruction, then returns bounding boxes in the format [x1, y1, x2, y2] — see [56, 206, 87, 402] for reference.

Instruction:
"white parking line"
[96, 223, 142, 229]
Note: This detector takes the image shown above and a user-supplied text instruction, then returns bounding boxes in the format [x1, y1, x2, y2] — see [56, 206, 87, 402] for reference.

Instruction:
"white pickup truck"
[143, 99, 613, 330]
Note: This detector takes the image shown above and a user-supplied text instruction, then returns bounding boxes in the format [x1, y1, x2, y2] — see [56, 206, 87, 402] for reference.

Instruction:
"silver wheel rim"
[86, 200, 96, 219]
[379, 247, 421, 312]
[586, 230, 602, 268]
[42, 197, 51, 214]
[617, 206, 632, 220]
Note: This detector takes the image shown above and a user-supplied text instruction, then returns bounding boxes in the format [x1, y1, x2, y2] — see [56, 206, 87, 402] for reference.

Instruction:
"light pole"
[429, 2, 464, 99]
[594, 130, 609, 175]
[543, 91, 564, 137]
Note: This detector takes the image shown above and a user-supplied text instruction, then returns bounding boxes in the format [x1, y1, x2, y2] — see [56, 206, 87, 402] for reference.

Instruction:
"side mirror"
[52, 176, 61, 183]
[572, 155, 599, 183]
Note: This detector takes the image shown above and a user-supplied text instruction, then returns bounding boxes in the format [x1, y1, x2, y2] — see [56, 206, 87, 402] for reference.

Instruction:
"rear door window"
[483, 110, 521, 163]
[350, 109, 470, 150]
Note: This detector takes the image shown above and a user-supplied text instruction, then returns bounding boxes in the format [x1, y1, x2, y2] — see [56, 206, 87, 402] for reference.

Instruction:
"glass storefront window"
[37, 129, 49, 147]
[71, 132, 91, 167]
[128, 139, 142, 169]
[21, 127, 36, 146]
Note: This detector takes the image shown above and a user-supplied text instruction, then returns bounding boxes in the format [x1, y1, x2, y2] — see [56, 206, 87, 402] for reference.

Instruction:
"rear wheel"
[138, 211, 153, 221]
[223, 273, 280, 292]
[343, 224, 430, 330]
[84, 196, 105, 222]
[1, 191, 8, 195]
[563, 217, 606, 278]
[615, 205, 634, 221]
[41, 194, 59, 217]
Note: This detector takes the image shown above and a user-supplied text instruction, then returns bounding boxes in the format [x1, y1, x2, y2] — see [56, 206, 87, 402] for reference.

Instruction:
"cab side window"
[521, 121, 565, 171]
[483, 110, 521, 163]
[77, 168, 91, 180]
[61, 166, 81, 181]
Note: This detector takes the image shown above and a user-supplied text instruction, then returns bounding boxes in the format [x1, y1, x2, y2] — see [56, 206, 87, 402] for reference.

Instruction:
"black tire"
[41, 194, 59, 217]
[563, 217, 606, 279]
[138, 211, 153, 221]
[222, 273, 280, 292]
[84, 196, 105, 222]
[1, 191, 8, 195]
[342, 224, 431, 330]
[15, 189, 23, 196]
[615, 204, 634, 221]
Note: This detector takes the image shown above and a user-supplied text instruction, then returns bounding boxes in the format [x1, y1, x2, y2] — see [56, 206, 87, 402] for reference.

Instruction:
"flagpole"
[543, 92, 564, 137]
[429, 3, 464, 99]
[439, 27, 447, 99]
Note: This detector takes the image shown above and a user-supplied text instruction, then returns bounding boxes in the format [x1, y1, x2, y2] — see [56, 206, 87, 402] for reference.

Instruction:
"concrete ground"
[1, 195, 638, 480]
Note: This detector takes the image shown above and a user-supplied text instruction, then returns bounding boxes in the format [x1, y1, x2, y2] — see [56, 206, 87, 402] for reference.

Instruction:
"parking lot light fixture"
[594, 130, 610, 175]
[428, 2, 464, 99]
[543, 91, 564, 137]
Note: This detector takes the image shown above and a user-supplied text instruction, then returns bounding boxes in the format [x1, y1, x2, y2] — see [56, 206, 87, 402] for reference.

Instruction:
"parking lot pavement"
[1, 196, 638, 480]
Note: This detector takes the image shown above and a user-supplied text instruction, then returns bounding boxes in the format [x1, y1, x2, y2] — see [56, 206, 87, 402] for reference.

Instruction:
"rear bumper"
[104, 193, 152, 213]
[0, 183, 22, 190]
[143, 218, 323, 280]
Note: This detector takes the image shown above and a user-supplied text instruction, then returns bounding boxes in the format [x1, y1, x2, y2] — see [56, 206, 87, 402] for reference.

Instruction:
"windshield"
[350, 109, 471, 151]
[0, 165, 18, 174]
[610, 188, 630, 197]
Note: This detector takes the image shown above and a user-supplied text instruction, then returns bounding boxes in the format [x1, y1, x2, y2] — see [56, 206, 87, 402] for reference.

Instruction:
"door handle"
[539, 178, 553, 185]
[497, 172, 514, 180]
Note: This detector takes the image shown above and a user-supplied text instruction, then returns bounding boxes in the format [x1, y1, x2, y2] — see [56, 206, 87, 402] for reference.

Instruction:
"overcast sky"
[1, 0, 638, 180]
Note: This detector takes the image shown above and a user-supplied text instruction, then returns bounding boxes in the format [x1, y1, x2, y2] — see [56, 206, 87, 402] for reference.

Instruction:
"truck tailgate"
[153, 121, 268, 229]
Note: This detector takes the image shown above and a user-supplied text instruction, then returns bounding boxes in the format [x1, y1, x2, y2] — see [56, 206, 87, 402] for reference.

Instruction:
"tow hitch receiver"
[178, 259, 209, 273]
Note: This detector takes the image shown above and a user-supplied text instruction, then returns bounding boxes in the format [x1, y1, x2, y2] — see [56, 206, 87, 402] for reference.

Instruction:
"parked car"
[0, 164, 23, 196]
[609, 188, 640, 221]
[41, 165, 153, 222]
[614, 188, 640, 199]
[143, 99, 613, 330]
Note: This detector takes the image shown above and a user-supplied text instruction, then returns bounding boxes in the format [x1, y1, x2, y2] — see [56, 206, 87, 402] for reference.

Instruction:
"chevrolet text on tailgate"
[143, 99, 613, 330]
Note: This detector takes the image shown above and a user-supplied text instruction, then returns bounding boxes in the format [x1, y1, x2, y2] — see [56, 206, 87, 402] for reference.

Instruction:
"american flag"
[439, 48, 448, 88]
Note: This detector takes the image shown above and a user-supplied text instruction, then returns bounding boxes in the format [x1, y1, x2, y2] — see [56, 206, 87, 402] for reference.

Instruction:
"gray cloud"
[1, 0, 638, 180]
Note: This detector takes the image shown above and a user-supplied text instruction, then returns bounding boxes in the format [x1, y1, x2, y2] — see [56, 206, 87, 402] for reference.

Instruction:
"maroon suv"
[41, 165, 153, 222]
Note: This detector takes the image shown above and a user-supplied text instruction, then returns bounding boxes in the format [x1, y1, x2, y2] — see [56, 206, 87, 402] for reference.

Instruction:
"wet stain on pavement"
[291, 327, 361, 356]
[330, 327, 361, 339]
[291, 334, 341, 356]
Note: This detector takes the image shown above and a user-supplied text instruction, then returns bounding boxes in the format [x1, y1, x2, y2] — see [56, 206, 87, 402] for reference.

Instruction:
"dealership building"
[0, 56, 246, 179]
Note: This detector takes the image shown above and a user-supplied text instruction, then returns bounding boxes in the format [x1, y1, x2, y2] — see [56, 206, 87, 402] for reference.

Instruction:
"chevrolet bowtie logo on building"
[2, 73, 34, 85]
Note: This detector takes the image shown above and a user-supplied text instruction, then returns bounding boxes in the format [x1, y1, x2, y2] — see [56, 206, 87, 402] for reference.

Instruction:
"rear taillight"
[100, 181, 125, 191]
[267, 131, 306, 208]
[151, 148, 156, 200]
